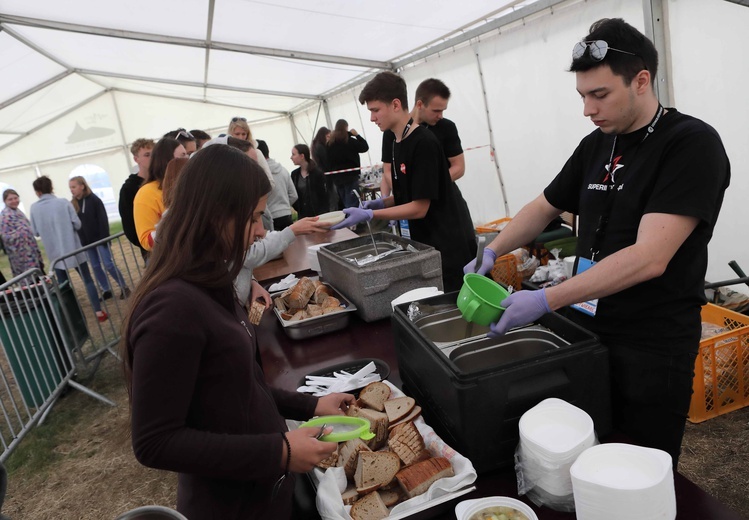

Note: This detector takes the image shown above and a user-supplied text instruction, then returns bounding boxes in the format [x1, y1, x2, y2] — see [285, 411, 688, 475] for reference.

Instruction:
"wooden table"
[255, 309, 745, 520]
[253, 228, 358, 282]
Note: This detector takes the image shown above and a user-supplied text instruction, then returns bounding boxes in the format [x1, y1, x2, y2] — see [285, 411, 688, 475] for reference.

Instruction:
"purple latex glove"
[488, 289, 551, 337]
[362, 198, 385, 210]
[330, 207, 374, 230]
[463, 247, 497, 275]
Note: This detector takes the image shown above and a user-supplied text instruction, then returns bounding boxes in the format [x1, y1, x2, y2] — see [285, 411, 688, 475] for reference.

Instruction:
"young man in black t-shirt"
[331, 72, 475, 292]
[465, 18, 730, 467]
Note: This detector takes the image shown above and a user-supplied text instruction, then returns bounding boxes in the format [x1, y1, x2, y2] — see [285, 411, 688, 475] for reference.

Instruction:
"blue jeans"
[336, 179, 361, 209]
[55, 263, 101, 313]
[86, 244, 127, 292]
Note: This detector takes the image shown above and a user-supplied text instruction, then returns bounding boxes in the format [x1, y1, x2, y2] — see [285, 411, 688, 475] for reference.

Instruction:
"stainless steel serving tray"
[332, 240, 406, 262]
[271, 281, 357, 340]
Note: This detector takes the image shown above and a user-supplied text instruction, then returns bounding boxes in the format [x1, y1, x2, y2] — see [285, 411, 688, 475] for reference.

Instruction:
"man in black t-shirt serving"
[331, 72, 475, 292]
[465, 18, 730, 467]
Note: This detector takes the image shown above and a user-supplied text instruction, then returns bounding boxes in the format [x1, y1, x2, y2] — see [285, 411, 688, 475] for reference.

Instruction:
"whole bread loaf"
[396, 457, 454, 499]
[287, 277, 315, 309]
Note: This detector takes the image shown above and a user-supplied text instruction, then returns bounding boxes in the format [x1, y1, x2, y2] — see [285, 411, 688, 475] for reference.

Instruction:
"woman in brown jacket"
[122, 144, 353, 519]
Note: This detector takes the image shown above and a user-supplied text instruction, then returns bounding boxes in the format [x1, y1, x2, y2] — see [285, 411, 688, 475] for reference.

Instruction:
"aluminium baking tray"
[271, 281, 357, 340]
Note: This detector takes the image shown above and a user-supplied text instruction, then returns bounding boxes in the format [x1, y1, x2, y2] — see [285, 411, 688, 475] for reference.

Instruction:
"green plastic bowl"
[456, 273, 509, 326]
[297, 415, 375, 443]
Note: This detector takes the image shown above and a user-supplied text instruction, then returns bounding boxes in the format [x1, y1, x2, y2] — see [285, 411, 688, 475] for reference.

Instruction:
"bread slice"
[384, 397, 415, 423]
[350, 406, 389, 450]
[354, 451, 401, 494]
[350, 491, 390, 520]
[359, 382, 391, 412]
[378, 488, 402, 507]
[338, 438, 372, 478]
[388, 421, 428, 466]
[315, 445, 339, 469]
[388, 406, 422, 431]
[396, 457, 454, 499]
[248, 299, 265, 325]
[341, 485, 359, 506]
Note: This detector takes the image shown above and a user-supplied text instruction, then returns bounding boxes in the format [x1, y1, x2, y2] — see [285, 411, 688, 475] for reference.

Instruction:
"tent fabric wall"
[1, 0, 748, 288]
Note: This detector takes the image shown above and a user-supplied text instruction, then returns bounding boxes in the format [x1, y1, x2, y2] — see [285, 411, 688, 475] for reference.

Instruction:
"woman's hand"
[290, 216, 329, 235]
[284, 427, 337, 473]
[250, 279, 271, 309]
[315, 392, 356, 416]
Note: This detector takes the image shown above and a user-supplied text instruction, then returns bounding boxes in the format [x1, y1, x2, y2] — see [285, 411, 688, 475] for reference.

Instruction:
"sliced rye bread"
[388, 421, 428, 466]
[358, 381, 391, 412]
[354, 451, 401, 494]
[350, 491, 390, 520]
[315, 444, 339, 469]
[341, 484, 359, 506]
[384, 396, 415, 423]
[338, 438, 372, 478]
[387, 406, 422, 431]
[378, 488, 403, 507]
[350, 406, 390, 450]
[396, 457, 454, 499]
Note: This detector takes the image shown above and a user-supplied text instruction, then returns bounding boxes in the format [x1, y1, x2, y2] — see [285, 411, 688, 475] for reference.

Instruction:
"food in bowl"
[469, 506, 530, 520]
[316, 211, 345, 225]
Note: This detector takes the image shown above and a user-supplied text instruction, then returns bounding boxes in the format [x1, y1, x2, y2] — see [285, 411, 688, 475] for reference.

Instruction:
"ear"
[633, 69, 651, 94]
[415, 99, 424, 110]
[392, 98, 403, 112]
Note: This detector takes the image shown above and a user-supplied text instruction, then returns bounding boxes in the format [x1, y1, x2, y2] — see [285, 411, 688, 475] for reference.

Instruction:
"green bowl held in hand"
[457, 273, 509, 326]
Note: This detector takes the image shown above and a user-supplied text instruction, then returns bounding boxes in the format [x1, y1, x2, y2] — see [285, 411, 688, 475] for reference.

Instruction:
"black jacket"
[75, 193, 110, 246]
[119, 174, 146, 250]
[327, 133, 369, 185]
[291, 166, 328, 218]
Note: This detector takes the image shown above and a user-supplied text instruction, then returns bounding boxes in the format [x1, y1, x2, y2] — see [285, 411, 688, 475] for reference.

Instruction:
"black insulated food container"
[391, 292, 612, 473]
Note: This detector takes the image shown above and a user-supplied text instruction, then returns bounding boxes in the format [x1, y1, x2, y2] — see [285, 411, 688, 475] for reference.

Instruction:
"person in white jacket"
[256, 139, 298, 231]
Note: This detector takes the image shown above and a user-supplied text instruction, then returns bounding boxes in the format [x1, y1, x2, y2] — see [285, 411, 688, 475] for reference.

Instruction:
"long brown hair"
[161, 158, 189, 209]
[69, 176, 92, 213]
[146, 137, 181, 186]
[121, 144, 271, 389]
[328, 119, 349, 145]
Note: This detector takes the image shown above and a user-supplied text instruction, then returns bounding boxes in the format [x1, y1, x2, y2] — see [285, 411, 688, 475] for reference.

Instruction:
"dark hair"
[312, 127, 330, 148]
[189, 129, 212, 141]
[227, 136, 252, 153]
[293, 144, 316, 169]
[2, 189, 19, 202]
[147, 138, 182, 186]
[358, 71, 409, 110]
[255, 139, 269, 159]
[130, 138, 155, 156]
[163, 128, 196, 146]
[161, 157, 190, 209]
[33, 176, 53, 195]
[329, 119, 349, 145]
[570, 18, 658, 87]
[121, 145, 272, 390]
[415, 78, 451, 106]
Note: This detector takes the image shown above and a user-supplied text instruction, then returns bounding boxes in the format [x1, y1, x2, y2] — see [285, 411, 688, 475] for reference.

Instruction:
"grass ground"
[2, 224, 748, 518]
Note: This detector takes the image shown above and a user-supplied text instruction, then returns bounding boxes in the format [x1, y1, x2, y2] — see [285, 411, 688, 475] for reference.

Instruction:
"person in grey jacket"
[256, 140, 298, 231]
[29, 176, 107, 322]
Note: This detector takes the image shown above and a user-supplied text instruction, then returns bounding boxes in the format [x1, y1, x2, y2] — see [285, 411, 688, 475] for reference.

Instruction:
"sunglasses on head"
[231, 117, 247, 123]
[572, 40, 639, 62]
[175, 128, 194, 140]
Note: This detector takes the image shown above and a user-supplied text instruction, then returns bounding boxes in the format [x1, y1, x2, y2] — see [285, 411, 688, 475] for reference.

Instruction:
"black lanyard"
[590, 105, 664, 261]
[391, 117, 414, 173]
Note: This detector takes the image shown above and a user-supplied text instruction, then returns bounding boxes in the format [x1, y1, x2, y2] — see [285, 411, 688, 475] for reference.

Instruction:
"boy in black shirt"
[331, 72, 475, 292]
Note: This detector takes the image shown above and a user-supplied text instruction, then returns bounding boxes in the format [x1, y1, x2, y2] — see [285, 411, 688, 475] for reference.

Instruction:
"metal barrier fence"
[0, 232, 144, 463]
[49, 232, 145, 366]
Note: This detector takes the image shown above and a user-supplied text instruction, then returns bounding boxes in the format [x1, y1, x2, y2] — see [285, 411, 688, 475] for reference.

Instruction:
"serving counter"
[254, 235, 743, 520]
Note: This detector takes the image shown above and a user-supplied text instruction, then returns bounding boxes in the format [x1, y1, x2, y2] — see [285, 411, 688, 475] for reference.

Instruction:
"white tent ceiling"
[0, 0, 537, 140]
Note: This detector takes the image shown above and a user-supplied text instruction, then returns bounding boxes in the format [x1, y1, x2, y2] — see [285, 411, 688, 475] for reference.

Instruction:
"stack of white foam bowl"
[570, 443, 675, 520]
[306, 243, 331, 275]
[517, 398, 597, 508]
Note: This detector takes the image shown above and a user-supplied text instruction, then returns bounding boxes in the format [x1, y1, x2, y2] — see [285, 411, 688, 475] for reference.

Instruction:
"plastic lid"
[298, 415, 375, 442]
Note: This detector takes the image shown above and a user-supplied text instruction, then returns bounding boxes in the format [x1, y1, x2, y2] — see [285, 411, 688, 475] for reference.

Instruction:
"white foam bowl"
[519, 398, 595, 459]
[316, 211, 345, 225]
[570, 443, 675, 520]
[455, 496, 538, 520]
